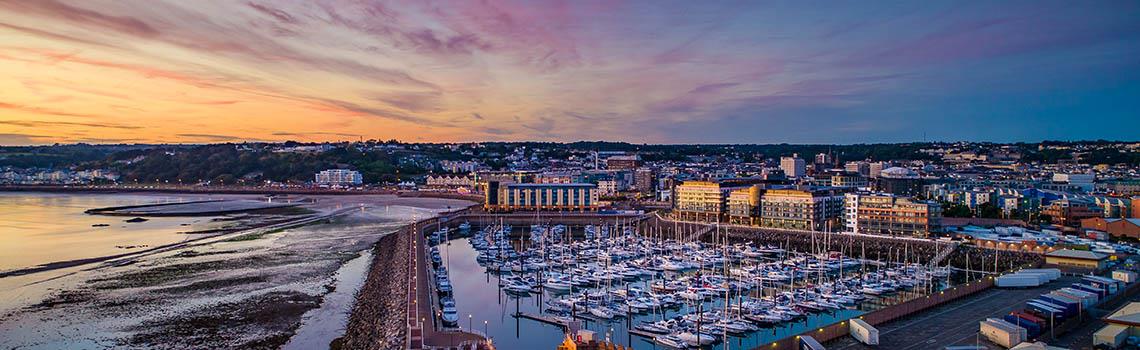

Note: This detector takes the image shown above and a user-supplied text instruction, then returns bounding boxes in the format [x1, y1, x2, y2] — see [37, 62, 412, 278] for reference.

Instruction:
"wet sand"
[0, 193, 474, 349]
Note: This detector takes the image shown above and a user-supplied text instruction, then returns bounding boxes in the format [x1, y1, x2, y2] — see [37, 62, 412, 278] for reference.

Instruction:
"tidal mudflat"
[0, 192, 472, 349]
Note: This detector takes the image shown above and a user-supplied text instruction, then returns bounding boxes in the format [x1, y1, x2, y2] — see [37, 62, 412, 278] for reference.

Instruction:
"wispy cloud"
[0, 120, 141, 129]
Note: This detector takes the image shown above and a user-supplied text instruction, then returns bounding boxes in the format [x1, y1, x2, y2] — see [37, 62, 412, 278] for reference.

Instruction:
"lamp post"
[484, 320, 488, 336]
[469, 314, 473, 331]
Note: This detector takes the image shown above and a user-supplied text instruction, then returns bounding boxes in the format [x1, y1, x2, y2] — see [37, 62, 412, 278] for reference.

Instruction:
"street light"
[469, 314, 473, 331]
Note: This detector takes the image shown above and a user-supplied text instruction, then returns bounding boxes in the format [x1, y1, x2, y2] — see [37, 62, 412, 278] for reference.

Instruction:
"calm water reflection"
[440, 237, 889, 350]
[0, 192, 227, 272]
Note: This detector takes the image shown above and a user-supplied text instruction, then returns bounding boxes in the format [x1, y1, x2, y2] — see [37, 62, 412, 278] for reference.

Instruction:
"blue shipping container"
[1003, 314, 1043, 338]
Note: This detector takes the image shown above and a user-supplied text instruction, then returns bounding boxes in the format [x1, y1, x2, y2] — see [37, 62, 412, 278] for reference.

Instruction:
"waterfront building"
[314, 169, 363, 186]
[844, 193, 942, 237]
[484, 182, 598, 212]
[727, 185, 763, 225]
[759, 187, 845, 231]
[673, 179, 760, 222]
[780, 155, 806, 179]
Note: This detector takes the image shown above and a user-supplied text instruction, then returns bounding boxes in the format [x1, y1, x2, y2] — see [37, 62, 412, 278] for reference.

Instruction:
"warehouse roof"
[1046, 249, 1107, 261]
[1105, 303, 1140, 327]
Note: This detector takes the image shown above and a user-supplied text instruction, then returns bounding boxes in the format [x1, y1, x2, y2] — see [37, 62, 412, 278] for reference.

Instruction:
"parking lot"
[828, 276, 1080, 350]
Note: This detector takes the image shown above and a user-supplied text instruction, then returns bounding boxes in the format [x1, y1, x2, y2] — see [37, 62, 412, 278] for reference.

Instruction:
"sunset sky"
[1, 0, 1138, 145]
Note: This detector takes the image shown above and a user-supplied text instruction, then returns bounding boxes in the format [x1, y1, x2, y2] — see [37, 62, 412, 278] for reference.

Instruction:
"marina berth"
[424, 218, 965, 349]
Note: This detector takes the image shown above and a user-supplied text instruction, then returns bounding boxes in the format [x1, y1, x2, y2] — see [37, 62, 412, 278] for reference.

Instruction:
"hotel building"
[484, 182, 598, 212]
[845, 193, 943, 237]
[673, 179, 760, 222]
[759, 187, 845, 231]
[727, 186, 764, 225]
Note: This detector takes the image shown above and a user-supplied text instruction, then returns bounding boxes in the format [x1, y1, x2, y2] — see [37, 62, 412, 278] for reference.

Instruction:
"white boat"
[543, 279, 573, 291]
[654, 335, 687, 349]
[678, 331, 716, 346]
[589, 307, 615, 319]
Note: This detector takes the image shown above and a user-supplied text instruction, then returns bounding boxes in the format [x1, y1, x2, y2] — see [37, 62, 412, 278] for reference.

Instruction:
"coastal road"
[829, 277, 1079, 350]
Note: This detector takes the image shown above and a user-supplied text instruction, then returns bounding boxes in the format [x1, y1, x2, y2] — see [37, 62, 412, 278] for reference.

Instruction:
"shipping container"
[800, 335, 825, 350]
[849, 318, 879, 345]
[1026, 301, 1066, 324]
[1020, 268, 1061, 280]
[1051, 291, 1094, 309]
[1072, 283, 1108, 298]
[1112, 270, 1138, 284]
[1018, 272, 1053, 284]
[1033, 297, 1075, 316]
[1009, 310, 1046, 325]
[1059, 287, 1100, 303]
[980, 318, 1027, 348]
[1093, 324, 1128, 348]
[997, 274, 1045, 288]
[1003, 314, 1042, 338]
[1039, 295, 1080, 314]
[1083, 276, 1121, 294]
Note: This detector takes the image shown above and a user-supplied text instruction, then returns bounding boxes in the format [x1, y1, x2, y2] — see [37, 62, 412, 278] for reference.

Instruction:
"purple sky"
[0, 0, 1138, 144]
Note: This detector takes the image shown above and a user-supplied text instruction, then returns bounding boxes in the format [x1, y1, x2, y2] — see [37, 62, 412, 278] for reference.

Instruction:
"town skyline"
[2, 1, 1139, 145]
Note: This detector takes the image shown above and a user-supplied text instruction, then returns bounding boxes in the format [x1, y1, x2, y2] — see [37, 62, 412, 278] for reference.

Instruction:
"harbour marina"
[424, 220, 968, 350]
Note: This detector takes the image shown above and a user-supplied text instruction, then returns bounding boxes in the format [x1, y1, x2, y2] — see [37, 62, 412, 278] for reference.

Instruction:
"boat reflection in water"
[434, 222, 951, 349]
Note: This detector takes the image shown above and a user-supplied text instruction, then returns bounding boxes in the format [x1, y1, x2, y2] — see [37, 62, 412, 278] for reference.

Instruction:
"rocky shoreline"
[336, 225, 412, 350]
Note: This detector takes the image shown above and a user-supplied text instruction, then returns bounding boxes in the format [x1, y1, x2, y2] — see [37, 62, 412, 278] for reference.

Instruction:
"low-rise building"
[1082, 218, 1140, 239]
[425, 175, 475, 189]
[1044, 249, 1108, 272]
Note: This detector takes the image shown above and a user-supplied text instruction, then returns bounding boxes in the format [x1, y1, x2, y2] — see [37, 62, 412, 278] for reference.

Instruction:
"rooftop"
[1045, 249, 1108, 260]
[1105, 302, 1140, 327]
[505, 183, 596, 188]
